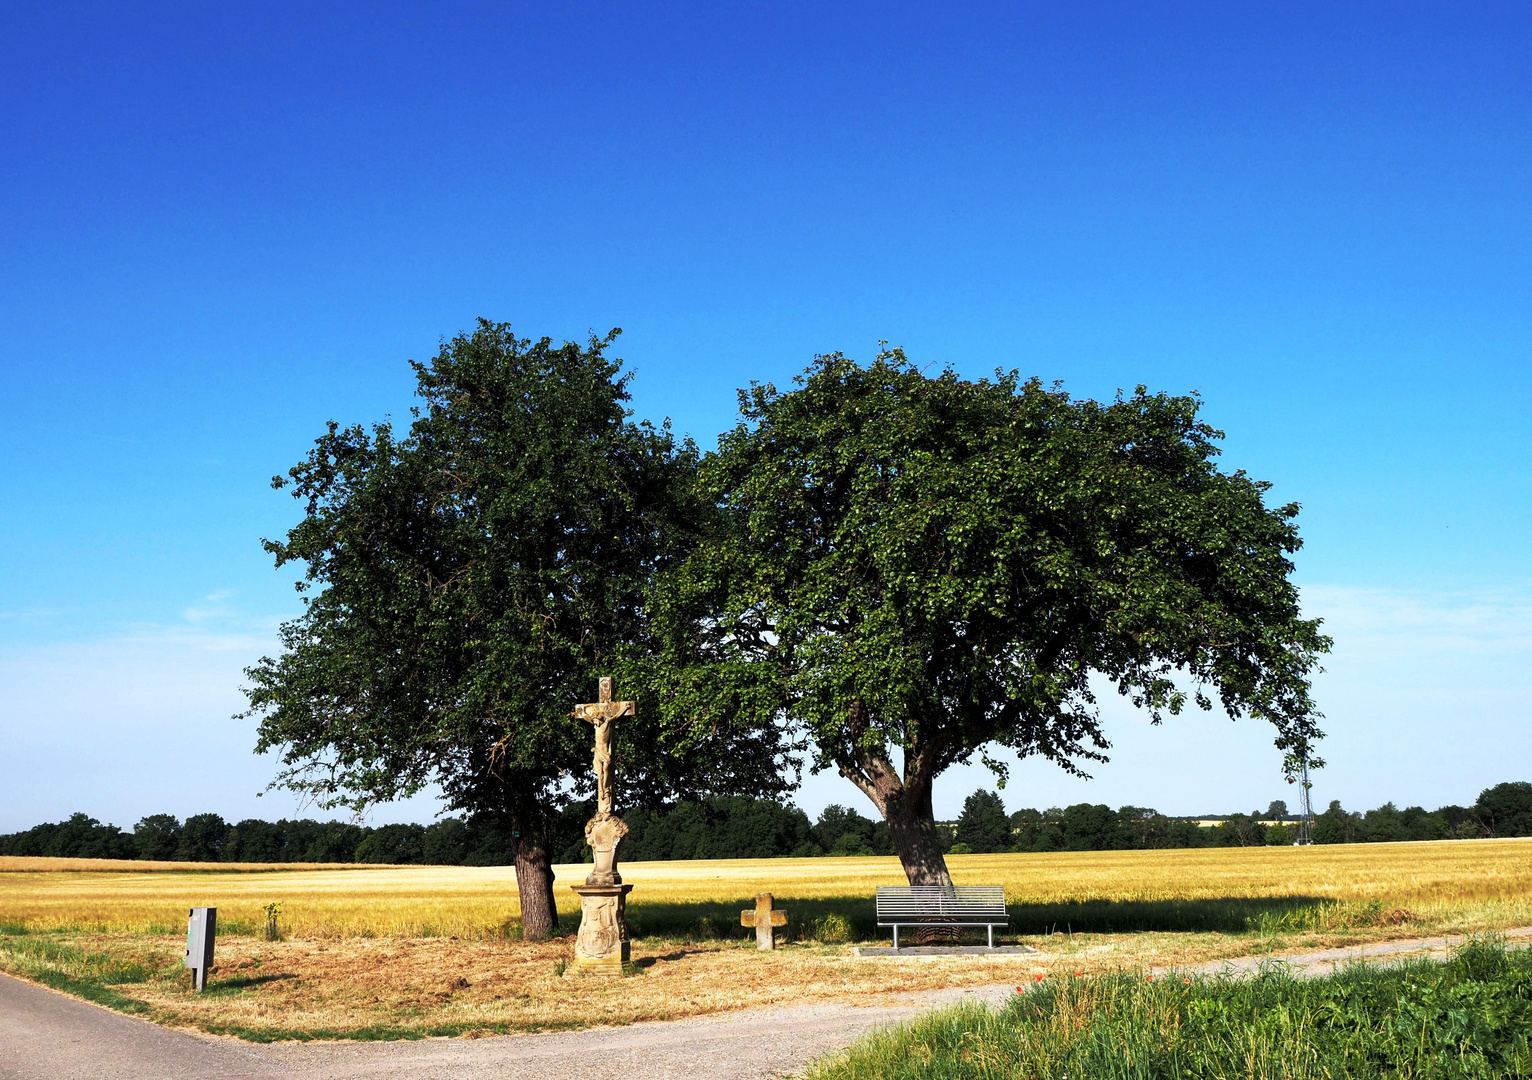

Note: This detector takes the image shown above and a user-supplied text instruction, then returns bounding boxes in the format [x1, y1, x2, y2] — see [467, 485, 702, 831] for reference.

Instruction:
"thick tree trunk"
[884, 783, 958, 944]
[512, 812, 559, 941]
[884, 784, 954, 888]
[840, 736, 960, 946]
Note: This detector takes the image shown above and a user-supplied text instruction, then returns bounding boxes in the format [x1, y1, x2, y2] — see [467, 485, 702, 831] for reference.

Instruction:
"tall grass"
[804, 941, 1532, 1079]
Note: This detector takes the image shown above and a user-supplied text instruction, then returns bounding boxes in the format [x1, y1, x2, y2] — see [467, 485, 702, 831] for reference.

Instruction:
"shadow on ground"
[621, 894, 1398, 945]
[1007, 896, 1357, 935]
[203, 973, 299, 994]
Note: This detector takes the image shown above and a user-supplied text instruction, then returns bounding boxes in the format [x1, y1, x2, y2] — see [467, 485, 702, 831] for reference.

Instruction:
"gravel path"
[4, 929, 1528, 1080]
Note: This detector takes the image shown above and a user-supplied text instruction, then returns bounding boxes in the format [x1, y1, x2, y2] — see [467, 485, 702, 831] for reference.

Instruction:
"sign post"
[185, 907, 217, 991]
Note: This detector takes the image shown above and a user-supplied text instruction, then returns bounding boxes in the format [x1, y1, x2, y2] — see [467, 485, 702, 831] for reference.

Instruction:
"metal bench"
[876, 885, 1011, 950]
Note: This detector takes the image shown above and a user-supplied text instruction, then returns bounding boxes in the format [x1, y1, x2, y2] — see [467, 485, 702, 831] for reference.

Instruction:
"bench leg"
[893, 926, 899, 951]
[988, 925, 993, 949]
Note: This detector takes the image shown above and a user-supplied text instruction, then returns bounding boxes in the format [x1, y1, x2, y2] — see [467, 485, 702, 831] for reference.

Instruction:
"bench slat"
[875, 885, 1010, 925]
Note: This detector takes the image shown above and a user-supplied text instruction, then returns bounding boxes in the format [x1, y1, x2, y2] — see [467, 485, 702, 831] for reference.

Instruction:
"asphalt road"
[0, 975, 278, 1080]
[0, 973, 962, 1080]
[4, 930, 1527, 1080]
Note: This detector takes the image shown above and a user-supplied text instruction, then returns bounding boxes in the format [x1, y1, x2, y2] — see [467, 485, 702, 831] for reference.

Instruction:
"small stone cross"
[740, 893, 789, 951]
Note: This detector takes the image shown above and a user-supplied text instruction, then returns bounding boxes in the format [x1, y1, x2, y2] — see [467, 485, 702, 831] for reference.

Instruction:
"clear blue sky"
[2, 2, 1529, 832]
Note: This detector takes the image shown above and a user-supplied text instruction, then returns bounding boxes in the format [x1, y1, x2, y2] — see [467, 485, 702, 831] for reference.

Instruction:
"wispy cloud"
[0, 597, 442, 831]
[179, 587, 243, 626]
[4, 581, 1529, 829]
[1301, 583, 1532, 653]
[1299, 583, 1532, 711]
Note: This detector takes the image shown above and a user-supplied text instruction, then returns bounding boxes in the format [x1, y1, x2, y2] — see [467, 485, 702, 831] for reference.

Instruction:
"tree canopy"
[1473, 782, 1532, 838]
[242, 320, 794, 937]
[653, 348, 1331, 887]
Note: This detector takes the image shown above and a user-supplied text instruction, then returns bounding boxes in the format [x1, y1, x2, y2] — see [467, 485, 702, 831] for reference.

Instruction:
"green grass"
[0, 934, 162, 985]
[803, 940, 1532, 1080]
[0, 933, 175, 1015]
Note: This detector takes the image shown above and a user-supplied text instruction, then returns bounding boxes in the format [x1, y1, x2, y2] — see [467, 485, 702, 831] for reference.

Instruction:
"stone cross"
[568, 677, 637, 976]
[740, 893, 789, 950]
[572, 677, 635, 814]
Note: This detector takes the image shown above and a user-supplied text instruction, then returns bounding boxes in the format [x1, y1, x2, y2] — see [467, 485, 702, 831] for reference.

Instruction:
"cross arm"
[741, 911, 788, 927]
[572, 701, 636, 721]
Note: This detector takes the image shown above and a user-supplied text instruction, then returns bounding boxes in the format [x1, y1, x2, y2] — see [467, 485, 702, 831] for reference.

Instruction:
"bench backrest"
[876, 885, 1009, 922]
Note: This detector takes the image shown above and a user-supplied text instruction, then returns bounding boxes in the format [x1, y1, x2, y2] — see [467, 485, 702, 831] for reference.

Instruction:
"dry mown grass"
[2, 838, 1530, 1039]
[2, 933, 1055, 1039]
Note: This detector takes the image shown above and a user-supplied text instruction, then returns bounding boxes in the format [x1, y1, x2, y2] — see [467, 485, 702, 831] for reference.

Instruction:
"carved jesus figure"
[573, 677, 635, 814]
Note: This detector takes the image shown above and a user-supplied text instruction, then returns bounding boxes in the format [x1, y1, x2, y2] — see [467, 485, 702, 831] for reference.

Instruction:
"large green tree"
[654, 349, 1330, 890]
[243, 320, 794, 939]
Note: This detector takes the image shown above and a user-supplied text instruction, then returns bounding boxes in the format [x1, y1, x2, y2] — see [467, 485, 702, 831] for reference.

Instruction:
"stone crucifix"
[567, 678, 637, 975]
[572, 677, 635, 814]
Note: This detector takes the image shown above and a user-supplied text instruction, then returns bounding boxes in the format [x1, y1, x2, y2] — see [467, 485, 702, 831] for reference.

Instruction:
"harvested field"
[0, 857, 373, 874]
[1, 838, 1529, 1039]
[6, 838, 1532, 939]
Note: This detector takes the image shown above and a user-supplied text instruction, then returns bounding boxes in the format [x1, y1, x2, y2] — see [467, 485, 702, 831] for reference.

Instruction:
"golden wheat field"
[2, 839, 1529, 1039]
[4, 838, 1531, 938]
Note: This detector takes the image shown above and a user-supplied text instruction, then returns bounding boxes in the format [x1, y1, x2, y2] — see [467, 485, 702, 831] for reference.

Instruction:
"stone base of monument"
[570, 882, 634, 976]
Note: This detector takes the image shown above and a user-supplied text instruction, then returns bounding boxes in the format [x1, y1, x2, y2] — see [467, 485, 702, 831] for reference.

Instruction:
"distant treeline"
[0, 798, 894, 865]
[0, 811, 518, 865]
[5, 783, 1529, 864]
[948, 781, 1532, 853]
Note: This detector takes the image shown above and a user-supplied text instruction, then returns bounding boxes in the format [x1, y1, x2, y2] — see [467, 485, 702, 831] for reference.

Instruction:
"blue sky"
[2, 2, 1529, 832]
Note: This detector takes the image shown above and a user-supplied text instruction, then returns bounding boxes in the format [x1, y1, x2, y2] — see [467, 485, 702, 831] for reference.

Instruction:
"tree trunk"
[884, 784, 954, 887]
[883, 779, 958, 944]
[512, 812, 559, 941]
[837, 720, 959, 944]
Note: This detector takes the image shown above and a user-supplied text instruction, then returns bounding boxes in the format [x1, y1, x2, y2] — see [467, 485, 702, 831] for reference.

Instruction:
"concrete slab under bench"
[853, 945, 1038, 958]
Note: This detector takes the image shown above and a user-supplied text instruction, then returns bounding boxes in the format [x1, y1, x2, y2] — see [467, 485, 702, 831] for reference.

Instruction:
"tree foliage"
[654, 349, 1331, 886]
[241, 320, 793, 937]
[1474, 782, 1532, 838]
[955, 790, 1012, 853]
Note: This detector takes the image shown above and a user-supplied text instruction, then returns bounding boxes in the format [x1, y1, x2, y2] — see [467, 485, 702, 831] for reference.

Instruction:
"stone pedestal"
[570, 810, 633, 976]
[570, 883, 634, 975]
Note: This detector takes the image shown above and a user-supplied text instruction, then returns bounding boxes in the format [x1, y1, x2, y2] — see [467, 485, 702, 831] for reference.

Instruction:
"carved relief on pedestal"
[576, 892, 618, 955]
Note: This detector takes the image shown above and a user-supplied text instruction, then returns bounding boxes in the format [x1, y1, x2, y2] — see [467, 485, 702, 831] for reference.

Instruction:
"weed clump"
[263, 903, 283, 942]
[809, 913, 854, 944]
